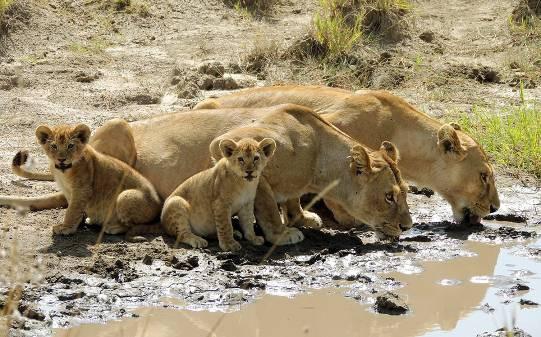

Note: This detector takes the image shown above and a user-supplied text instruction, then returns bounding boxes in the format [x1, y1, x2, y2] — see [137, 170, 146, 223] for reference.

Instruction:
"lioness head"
[35, 124, 91, 172]
[218, 137, 276, 181]
[436, 123, 500, 224]
[344, 141, 412, 240]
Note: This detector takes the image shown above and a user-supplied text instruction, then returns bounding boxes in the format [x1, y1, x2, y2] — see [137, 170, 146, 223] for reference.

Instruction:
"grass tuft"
[458, 103, 541, 178]
[510, 0, 541, 40]
[225, 0, 277, 18]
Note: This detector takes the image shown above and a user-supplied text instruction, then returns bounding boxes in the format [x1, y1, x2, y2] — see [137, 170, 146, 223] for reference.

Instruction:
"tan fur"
[195, 86, 501, 225]
[1, 124, 161, 235]
[157, 137, 275, 251]
[9, 104, 412, 242]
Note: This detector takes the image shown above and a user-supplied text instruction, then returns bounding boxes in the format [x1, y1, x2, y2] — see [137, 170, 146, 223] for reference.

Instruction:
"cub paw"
[219, 239, 242, 252]
[53, 224, 78, 235]
[296, 211, 323, 228]
[246, 235, 265, 246]
[185, 235, 208, 249]
[266, 227, 304, 245]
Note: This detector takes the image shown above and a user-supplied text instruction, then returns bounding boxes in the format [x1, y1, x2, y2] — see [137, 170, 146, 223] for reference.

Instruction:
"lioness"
[11, 105, 411, 242]
[156, 137, 275, 251]
[1, 124, 161, 235]
[195, 86, 500, 225]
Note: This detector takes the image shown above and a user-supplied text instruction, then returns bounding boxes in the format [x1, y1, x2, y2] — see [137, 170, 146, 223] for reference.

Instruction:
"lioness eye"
[385, 192, 394, 203]
[238, 158, 244, 163]
[50, 143, 57, 150]
[254, 156, 259, 162]
[67, 143, 74, 150]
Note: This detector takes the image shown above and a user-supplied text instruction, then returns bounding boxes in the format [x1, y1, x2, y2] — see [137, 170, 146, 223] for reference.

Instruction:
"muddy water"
[55, 238, 541, 337]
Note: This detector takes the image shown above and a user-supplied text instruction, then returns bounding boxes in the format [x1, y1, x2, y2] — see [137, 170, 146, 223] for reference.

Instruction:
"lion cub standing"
[1, 124, 162, 235]
[161, 137, 276, 251]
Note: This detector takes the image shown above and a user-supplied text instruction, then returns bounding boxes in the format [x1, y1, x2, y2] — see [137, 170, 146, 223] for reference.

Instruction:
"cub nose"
[58, 158, 66, 163]
[489, 205, 498, 213]
[246, 170, 253, 175]
[399, 224, 409, 231]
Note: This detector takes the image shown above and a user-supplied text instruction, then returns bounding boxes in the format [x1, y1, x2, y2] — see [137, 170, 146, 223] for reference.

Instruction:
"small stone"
[419, 31, 435, 43]
[212, 77, 239, 90]
[197, 75, 214, 90]
[513, 283, 530, 291]
[142, 255, 152, 265]
[374, 292, 409, 315]
[519, 298, 538, 306]
[58, 291, 85, 301]
[221, 260, 237, 272]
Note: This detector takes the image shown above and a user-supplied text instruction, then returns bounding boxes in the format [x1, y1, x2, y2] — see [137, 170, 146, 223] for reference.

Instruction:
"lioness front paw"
[185, 235, 208, 249]
[219, 239, 242, 252]
[53, 224, 78, 235]
[266, 227, 304, 245]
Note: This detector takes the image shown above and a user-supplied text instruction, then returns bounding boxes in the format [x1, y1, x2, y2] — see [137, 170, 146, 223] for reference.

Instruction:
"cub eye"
[67, 143, 74, 150]
[238, 158, 244, 163]
[254, 156, 260, 162]
[385, 192, 394, 204]
[480, 172, 488, 183]
[50, 143, 58, 150]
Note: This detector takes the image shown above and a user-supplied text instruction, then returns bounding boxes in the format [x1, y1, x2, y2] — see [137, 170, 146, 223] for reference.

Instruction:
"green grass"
[68, 37, 110, 55]
[0, 0, 13, 14]
[458, 103, 541, 178]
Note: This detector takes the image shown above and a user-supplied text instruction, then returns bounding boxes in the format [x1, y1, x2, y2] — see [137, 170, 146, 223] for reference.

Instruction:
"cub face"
[344, 141, 412, 240]
[219, 138, 277, 181]
[35, 124, 91, 172]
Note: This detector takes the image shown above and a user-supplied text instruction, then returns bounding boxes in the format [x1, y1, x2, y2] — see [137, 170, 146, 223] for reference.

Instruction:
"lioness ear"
[380, 141, 399, 162]
[259, 138, 276, 158]
[72, 124, 91, 144]
[219, 139, 237, 158]
[438, 124, 466, 158]
[449, 122, 461, 131]
[349, 145, 372, 176]
[35, 126, 53, 145]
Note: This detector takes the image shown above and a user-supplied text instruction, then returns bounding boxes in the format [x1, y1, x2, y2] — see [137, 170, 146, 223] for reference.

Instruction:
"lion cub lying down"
[159, 137, 276, 251]
[1, 124, 161, 235]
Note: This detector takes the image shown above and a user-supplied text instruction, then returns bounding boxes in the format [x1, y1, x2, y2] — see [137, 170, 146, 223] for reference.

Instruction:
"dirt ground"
[0, 0, 540, 336]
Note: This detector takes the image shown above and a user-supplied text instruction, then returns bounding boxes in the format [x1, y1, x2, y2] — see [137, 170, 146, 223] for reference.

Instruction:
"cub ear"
[219, 139, 237, 158]
[437, 124, 466, 159]
[35, 125, 53, 145]
[348, 145, 372, 176]
[258, 138, 276, 158]
[72, 124, 91, 144]
[449, 122, 461, 131]
[380, 141, 399, 162]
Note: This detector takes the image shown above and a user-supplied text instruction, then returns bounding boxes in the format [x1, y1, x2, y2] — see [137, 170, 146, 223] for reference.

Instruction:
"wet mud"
[0, 178, 539, 336]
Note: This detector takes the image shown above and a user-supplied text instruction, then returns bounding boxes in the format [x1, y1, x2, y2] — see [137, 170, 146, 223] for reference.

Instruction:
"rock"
[400, 235, 432, 242]
[513, 283, 530, 291]
[58, 291, 85, 301]
[373, 292, 409, 315]
[197, 75, 215, 90]
[419, 31, 435, 43]
[19, 303, 45, 321]
[481, 303, 495, 313]
[221, 260, 238, 272]
[212, 77, 239, 90]
[127, 92, 160, 105]
[74, 71, 101, 83]
[519, 298, 538, 306]
[142, 255, 153, 265]
[483, 214, 527, 223]
[408, 186, 434, 197]
[170, 255, 199, 270]
[198, 61, 225, 77]
[477, 327, 532, 337]
[469, 66, 501, 83]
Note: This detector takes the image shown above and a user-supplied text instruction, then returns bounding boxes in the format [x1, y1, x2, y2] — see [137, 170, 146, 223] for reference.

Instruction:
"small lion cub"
[36, 124, 161, 235]
[161, 137, 276, 251]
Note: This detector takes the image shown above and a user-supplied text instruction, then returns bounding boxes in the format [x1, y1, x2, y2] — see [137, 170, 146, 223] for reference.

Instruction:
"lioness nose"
[490, 205, 498, 213]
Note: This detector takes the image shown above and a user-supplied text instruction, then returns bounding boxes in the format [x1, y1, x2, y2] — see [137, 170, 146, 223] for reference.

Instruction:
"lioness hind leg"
[283, 198, 323, 228]
[90, 119, 137, 166]
[162, 196, 208, 249]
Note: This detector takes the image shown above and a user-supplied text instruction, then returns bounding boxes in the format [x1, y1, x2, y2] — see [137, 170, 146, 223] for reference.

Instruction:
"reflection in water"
[55, 240, 541, 337]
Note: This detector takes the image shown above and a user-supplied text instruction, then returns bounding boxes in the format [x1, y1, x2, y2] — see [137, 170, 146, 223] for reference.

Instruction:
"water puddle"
[54, 239, 541, 337]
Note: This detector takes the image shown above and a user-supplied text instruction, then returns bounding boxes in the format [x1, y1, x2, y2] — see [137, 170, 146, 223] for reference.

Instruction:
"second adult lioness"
[1, 124, 161, 235]
[159, 137, 275, 251]
[195, 86, 500, 225]
[12, 105, 412, 241]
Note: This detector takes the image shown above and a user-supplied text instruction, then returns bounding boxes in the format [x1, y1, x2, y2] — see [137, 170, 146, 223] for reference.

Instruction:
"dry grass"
[102, 0, 151, 17]
[510, 0, 541, 41]
[225, 0, 278, 18]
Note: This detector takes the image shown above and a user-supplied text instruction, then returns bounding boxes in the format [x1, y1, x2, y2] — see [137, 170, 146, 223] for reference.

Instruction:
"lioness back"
[160, 137, 276, 251]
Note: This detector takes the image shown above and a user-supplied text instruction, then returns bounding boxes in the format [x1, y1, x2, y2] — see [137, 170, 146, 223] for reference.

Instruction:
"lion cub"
[30, 124, 160, 235]
[161, 137, 276, 251]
